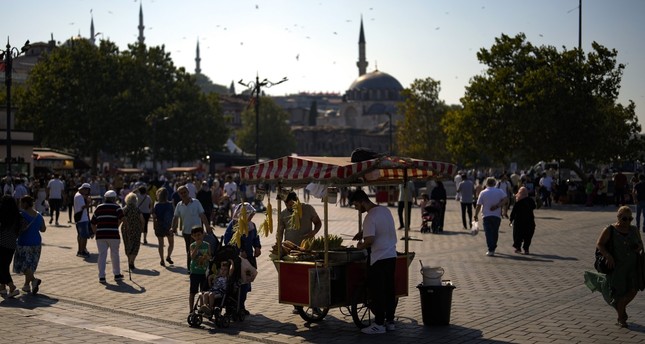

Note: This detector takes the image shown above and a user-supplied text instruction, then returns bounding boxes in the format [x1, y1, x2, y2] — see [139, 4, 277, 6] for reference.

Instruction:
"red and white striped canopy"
[240, 155, 456, 186]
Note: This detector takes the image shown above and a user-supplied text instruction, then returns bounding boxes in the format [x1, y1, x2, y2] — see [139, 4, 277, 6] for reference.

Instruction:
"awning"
[117, 168, 144, 174]
[240, 155, 456, 186]
[166, 166, 198, 173]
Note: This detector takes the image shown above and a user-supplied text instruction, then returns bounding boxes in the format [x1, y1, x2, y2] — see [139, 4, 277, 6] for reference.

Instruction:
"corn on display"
[287, 200, 302, 230]
[259, 200, 273, 237]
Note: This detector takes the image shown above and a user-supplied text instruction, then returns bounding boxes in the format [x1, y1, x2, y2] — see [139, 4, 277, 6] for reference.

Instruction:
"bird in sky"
[296, 54, 300, 61]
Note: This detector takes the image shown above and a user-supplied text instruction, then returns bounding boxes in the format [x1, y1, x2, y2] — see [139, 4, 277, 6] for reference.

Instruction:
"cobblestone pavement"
[1, 196, 644, 343]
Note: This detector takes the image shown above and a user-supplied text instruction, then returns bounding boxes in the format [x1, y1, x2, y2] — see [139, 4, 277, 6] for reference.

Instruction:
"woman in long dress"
[121, 192, 144, 270]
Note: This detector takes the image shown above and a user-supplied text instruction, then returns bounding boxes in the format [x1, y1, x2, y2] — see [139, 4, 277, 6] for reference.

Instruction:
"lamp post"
[239, 75, 287, 163]
[1, 37, 30, 177]
[150, 116, 169, 172]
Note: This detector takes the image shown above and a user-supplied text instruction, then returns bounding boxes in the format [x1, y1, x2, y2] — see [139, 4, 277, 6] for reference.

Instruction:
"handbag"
[74, 210, 84, 222]
[594, 225, 614, 274]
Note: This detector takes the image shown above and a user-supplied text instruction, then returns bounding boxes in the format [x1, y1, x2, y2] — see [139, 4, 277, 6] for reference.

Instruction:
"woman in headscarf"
[224, 202, 261, 315]
[509, 186, 536, 255]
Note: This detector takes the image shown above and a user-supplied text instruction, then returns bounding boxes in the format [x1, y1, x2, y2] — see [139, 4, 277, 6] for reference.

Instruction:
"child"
[200, 259, 233, 316]
[188, 226, 210, 313]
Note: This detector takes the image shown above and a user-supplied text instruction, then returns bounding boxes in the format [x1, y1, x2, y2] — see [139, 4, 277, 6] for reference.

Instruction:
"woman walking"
[137, 186, 152, 245]
[586, 206, 644, 328]
[121, 193, 144, 270]
[0, 195, 26, 298]
[14, 195, 46, 294]
[509, 187, 536, 255]
[153, 188, 175, 266]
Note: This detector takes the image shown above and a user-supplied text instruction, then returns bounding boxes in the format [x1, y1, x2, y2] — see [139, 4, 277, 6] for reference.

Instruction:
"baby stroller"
[187, 245, 246, 328]
[420, 200, 441, 233]
[213, 196, 231, 227]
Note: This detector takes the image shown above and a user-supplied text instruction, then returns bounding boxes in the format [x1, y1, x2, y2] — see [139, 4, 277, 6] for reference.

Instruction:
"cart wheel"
[221, 315, 231, 328]
[187, 313, 203, 327]
[237, 310, 246, 322]
[295, 306, 329, 322]
[350, 285, 372, 328]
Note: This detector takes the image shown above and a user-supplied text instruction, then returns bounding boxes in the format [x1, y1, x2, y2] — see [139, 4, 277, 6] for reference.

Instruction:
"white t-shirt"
[363, 206, 397, 265]
[224, 181, 238, 201]
[185, 182, 197, 198]
[476, 187, 507, 218]
[174, 198, 205, 234]
[74, 192, 89, 222]
[47, 178, 65, 199]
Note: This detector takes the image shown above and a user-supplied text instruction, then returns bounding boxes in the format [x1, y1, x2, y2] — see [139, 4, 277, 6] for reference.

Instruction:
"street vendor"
[276, 191, 322, 248]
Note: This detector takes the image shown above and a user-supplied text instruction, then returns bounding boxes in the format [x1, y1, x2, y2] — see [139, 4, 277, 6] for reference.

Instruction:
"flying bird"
[296, 54, 299, 61]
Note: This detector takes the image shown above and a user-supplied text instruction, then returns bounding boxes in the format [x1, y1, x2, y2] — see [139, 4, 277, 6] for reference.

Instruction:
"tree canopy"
[236, 96, 296, 159]
[396, 77, 454, 162]
[17, 39, 228, 171]
[442, 33, 643, 170]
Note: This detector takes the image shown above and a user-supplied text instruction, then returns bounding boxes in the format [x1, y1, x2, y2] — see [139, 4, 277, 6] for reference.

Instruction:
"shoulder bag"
[594, 225, 614, 274]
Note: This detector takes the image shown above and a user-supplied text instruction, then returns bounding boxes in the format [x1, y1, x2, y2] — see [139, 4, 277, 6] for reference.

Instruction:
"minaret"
[90, 13, 95, 45]
[138, 2, 145, 45]
[195, 39, 202, 74]
[356, 16, 368, 77]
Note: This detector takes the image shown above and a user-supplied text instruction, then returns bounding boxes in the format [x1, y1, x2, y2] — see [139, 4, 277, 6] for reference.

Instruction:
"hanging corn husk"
[288, 200, 302, 230]
[260, 200, 273, 237]
[238, 205, 248, 235]
[230, 227, 242, 248]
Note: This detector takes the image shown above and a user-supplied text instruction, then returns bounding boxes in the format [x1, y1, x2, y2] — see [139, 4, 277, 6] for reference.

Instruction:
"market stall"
[239, 155, 456, 327]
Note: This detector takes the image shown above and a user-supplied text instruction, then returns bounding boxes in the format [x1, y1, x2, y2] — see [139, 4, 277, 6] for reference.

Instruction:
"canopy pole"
[277, 183, 283, 258]
[324, 192, 329, 267]
[403, 169, 409, 255]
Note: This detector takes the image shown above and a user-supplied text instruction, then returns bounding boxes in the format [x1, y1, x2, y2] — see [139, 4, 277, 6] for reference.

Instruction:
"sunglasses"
[620, 216, 633, 222]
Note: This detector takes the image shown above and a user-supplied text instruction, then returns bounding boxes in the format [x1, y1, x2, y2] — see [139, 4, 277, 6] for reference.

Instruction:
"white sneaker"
[486, 251, 495, 256]
[361, 324, 386, 334]
[386, 321, 396, 331]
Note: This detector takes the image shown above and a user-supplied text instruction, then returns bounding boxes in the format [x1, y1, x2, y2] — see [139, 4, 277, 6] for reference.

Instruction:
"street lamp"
[239, 74, 287, 163]
[150, 116, 169, 172]
[1, 37, 30, 177]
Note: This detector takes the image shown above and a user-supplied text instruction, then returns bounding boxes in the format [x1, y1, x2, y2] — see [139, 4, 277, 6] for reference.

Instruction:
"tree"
[236, 96, 296, 159]
[442, 33, 643, 169]
[308, 100, 317, 126]
[17, 40, 228, 171]
[396, 77, 453, 162]
[19, 39, 124, 170]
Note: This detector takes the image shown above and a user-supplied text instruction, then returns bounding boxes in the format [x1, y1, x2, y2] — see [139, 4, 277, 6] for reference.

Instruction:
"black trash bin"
[417, 283, 456, 326]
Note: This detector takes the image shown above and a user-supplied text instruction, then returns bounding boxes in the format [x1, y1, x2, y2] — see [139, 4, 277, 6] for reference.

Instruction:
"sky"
[3, 0, 645, 125]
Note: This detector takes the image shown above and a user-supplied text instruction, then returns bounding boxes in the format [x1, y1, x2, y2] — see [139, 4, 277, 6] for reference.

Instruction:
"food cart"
[239, 155, 456, 328]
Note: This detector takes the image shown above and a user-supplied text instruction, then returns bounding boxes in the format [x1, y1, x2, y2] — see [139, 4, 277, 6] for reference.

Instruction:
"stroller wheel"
[221, 315, 231, 328]
[187, 313, 203, 327]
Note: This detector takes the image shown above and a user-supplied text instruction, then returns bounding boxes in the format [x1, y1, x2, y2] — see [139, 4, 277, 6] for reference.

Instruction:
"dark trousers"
[183, 233, 194, 270]
[368, 257, 396, 325]
[49, 198, 62, 222]
[0, 247, 16, 285]
[397, 201, 412, 228]
[512, 225, 535, 251]
[460, 202, 473, 229]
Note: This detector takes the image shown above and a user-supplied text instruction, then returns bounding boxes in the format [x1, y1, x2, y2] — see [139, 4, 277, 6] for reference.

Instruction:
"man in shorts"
[74, 183, 92, 258]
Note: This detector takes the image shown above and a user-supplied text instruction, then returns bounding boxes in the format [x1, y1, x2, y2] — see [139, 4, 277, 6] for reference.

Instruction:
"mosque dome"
[345, 70, 404, 102]
[348, 70, 403, 91]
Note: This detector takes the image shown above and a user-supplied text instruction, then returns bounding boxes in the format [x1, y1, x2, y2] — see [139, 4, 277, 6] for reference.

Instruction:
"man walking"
[74, 183, 92, 257]
[474, 177, 508, 256]
[47, 173, 65, 226]
[172, 185, 213, 270]
[90, 190, 124, 283]
[633, 174, 645, 233]
[457, 174, 476, 230]
[350, 190, 398, 334]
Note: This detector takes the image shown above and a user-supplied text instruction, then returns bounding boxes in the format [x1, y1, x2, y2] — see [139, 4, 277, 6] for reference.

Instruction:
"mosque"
[2, 3, 406, 170]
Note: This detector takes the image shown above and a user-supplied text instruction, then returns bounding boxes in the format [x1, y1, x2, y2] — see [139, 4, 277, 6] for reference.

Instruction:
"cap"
[104, 190, 117, 199]
[78, 183, 91, 190]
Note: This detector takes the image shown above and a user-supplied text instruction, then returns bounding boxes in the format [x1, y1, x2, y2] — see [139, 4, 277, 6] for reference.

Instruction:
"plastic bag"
[471, 220, 479, 235]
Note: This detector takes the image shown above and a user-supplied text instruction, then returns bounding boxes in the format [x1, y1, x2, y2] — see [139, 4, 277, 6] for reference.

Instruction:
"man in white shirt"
[539, 172, 553, 208]
[351, 190, 397, 334]
[47, 173, 65, 226]
[474, 177, 508, 256]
